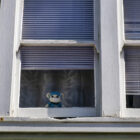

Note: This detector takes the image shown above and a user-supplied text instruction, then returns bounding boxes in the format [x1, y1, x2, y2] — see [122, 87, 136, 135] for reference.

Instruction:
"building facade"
[0, 0, 140, 139]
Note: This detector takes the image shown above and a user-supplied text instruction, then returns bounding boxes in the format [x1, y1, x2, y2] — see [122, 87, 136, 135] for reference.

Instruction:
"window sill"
[0, 117, 140, 133]
[2, 116, 140, 123]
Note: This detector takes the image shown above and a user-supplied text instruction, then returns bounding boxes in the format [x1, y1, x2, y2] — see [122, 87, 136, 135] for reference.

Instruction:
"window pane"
[20, 70, 94, 108]
[125, 47, 140, 96]
[126, 95, 140, 108]
[124, 0, 140, 40]
[125, 47, 140, 108]
[20, 46, 94, 70]
[22, 0, 94, 40]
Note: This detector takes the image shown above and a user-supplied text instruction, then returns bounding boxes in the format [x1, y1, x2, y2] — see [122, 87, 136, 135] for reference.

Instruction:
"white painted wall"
[0, 0, 17, 116]
[100, 0, 124, 117]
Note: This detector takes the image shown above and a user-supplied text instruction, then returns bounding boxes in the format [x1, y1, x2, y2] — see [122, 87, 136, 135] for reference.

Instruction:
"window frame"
[122, 0, 140, 117]
[10, 0, 100, 118]
[122, 44, 140, 117]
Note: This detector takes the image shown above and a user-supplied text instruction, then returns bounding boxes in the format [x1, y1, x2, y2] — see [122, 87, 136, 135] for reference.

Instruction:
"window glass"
[20, 70, 95, 108]
[124, 0, 140, 40]
[19, 46, 95, 108]
[125, 47, 140, 108]
[22, 0, 94, 40]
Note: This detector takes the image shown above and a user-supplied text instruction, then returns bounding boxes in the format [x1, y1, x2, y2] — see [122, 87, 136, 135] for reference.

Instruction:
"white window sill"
[2, 116, 140, 122]
[0, 117, 140, 133]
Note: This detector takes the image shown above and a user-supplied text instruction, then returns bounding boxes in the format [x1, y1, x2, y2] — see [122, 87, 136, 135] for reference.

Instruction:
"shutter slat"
[20, 46, 94, 70]
[124, 0, 140, 39]
[125, 47, 140, 95]
[22, 0, 94, 40]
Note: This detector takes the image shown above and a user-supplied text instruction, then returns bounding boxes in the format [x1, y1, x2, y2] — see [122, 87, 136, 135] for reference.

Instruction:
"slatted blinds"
[125, 47, 140, 95]
[20, 46, 94, 70]
[22, 0, 94, 40]
[124, 0, 140, 40]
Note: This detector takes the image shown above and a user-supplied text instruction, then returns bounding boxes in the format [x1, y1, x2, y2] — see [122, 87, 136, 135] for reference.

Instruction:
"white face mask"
[50, 96, 61, 103]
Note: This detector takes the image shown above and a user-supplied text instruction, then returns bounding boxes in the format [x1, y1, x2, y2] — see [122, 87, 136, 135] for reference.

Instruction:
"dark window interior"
[126, 95, 140, 108]
[20, 70, 94, 108]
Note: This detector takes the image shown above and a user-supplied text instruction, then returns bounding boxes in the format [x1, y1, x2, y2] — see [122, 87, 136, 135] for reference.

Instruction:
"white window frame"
[122, 43, 140, 118]
[121, 0, 140, 118]
[10, 0, 100, 118]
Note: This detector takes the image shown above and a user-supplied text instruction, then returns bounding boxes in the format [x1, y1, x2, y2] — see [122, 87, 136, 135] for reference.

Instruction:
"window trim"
[13, 45, 99, 118]
[124, 40, 140, 46]
[12, 47, 98, 118]
[21, 40, 95, 47]
[122, 44, 140, 118]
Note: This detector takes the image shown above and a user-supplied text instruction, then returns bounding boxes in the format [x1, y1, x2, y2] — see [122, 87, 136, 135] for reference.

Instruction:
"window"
[123, 0, 140, 117]
[124, 0, 140, 40]
[125, 47, 140, 108]
[22, 0, 95, 41]
[12, 0, 99, 118]
[20, 46, 95, 108]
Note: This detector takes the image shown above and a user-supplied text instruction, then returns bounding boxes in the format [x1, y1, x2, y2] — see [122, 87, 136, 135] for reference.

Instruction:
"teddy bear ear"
[46, 92, 50, 98]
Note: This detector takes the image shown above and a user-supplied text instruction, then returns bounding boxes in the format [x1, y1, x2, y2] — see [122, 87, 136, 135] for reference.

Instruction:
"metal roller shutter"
[125, 47, 140, 95]
[124, 0, 140, 40]
[22, 0, 94, 40]
[20, 46, 94, 70]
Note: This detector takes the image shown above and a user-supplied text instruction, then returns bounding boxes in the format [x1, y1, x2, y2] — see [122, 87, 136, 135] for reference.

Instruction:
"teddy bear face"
[49, 94, 61, 103]
[46, 91, 61, 103]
